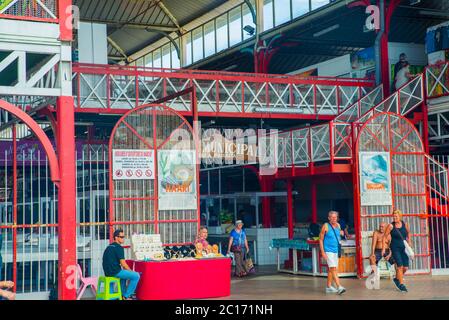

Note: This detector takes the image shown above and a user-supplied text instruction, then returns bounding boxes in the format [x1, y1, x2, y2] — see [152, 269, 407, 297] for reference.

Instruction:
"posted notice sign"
[112, 149, 155, 180]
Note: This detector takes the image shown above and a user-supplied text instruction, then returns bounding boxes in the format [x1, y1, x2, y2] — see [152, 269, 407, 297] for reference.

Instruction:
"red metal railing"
[0, 0, 58, 23]
[426, 62, 449, 99]
[72, 63, 375, 117]
[275, 75, 424, 170]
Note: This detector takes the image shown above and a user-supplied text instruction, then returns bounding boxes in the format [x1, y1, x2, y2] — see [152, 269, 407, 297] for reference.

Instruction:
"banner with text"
[112, 149, 155, 180]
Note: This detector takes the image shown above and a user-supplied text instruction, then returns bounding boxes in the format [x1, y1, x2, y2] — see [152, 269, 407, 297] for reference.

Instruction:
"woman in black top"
[383, 209, 412, 292]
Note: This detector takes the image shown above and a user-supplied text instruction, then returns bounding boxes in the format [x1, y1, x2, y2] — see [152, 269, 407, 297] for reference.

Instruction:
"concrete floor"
[216, 266, 449, 300]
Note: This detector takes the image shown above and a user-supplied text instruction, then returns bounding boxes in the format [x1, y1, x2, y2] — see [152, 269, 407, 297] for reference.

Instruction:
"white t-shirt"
[395, 66, 410, 90]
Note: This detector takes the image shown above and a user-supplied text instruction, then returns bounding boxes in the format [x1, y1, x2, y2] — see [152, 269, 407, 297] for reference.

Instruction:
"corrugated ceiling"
[75, 0, 228, 62]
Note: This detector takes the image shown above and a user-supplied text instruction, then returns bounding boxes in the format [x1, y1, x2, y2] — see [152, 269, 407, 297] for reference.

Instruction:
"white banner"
[359, 152, 392, 206]
[158, 150, 197, 210]
[112, 149, 155, 180]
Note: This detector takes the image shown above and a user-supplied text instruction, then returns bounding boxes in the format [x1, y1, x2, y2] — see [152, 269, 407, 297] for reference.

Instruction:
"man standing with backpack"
[319, 211, 346, 295]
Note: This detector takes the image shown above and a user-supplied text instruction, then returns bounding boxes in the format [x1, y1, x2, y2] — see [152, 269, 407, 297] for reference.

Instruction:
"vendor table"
[129, 257, 231, 300]
[270, 238, 357, 277]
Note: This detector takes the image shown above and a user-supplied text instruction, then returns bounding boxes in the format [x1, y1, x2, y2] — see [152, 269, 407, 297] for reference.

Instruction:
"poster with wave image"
[157, 150, 197, 210]
[359, 152, 392, 206]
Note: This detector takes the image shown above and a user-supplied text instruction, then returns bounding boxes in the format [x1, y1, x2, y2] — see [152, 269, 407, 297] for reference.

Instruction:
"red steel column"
[422, 103, 430, 154]
[58, 0, 73, 41]
[260, 176, 273, 227]
[57, 96, 77, 300]
[380, 33, 390, 96]
[12, 124, 17, 292]
[311, 180, 317, 223]
[287, 179, 294, 239]
[381, 0, 401, 96]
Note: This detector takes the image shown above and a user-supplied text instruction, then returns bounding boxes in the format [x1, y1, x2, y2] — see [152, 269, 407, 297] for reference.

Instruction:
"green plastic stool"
[96, 276, 122, 300]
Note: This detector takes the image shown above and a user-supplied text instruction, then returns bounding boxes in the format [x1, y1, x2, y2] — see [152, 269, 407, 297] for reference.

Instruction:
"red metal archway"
[353, 112, 431, 277]
[0, 99, 77, 299]
[108, 104, 200, 247]
[0, 100, 60, 182]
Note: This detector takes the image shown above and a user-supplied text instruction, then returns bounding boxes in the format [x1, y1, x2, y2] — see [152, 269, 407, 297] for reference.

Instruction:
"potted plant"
[219, 210, 233, 233]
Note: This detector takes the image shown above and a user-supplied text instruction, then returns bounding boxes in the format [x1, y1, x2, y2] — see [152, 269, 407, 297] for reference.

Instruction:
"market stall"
[109, 105, 232, 300]
[270, 238, 357, 277]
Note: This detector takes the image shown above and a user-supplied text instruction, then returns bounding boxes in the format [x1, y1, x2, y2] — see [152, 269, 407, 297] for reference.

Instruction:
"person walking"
[395, 61, 413, 90]
[319, 211, 346, 295]
[383, 209, 412, 292]
[226, 220, 250, 277]
[102, 229, 140, 300]
[392, 53, 408, 91]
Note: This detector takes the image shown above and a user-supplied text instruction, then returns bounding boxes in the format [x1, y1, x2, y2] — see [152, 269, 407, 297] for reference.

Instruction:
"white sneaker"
[325, 286, 338, 293]
[337, 286, 346, 295]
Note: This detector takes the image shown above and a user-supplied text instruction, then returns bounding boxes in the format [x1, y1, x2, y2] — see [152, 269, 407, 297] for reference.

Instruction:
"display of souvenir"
[131, 233, 165, 261]
[195, 242, 203, 258]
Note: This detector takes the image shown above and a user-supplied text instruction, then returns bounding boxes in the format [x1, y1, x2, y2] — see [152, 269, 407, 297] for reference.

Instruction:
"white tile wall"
[255, 228, 289, 265]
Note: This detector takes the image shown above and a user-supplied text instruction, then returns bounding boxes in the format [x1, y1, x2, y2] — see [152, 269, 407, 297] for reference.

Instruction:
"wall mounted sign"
[359, 151, 392, 206]
[158, 150, 197, 210]
[112, 149, 155, 180]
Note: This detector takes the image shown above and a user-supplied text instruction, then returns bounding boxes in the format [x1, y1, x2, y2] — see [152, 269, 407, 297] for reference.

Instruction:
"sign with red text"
[112, 149, 155, 180]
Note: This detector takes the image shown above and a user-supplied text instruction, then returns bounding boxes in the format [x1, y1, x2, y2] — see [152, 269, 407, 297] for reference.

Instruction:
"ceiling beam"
[156, 1, 186, 34]
[80, 18, 179, 32]
[107, 37, 129, 62]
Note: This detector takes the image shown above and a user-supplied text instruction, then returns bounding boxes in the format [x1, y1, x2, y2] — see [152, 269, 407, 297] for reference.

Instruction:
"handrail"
[73, 63, 375, 86]
[73, 63, 374, 115]
[276, 75, 424, 168]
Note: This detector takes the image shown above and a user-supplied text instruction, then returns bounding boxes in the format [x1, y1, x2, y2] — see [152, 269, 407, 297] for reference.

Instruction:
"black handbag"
[329, 223, 342, 258]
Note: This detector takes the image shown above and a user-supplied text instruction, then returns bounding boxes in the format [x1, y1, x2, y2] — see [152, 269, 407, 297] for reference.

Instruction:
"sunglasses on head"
[117, 236, 125, 239]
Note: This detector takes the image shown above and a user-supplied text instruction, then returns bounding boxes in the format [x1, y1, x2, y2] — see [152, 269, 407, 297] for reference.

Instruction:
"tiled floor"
[215, 266, 449, 300]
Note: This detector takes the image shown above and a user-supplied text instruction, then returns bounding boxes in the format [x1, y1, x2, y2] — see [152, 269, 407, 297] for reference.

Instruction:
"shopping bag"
[403, 240, 415, 260]
[245, 253, 255, 273]
[366, 267, 380, 290]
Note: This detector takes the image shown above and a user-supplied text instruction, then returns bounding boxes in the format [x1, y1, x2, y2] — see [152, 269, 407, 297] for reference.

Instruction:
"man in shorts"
[369, 222, 394, 273]
[319, 211, 346, 295]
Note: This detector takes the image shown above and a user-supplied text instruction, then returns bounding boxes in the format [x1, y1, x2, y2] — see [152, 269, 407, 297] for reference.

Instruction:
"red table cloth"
[130, 257, 231, 300]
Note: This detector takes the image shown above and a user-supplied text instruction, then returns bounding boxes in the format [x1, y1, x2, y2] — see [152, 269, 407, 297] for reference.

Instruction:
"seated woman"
[194, 226, 211, 254]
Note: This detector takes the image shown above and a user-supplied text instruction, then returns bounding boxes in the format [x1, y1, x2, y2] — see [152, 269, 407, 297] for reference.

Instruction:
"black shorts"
[374, 249, 394, 265]
[391, 247, 409, 267]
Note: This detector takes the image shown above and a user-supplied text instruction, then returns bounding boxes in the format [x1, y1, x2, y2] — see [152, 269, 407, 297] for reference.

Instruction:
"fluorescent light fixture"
[418, 10, 449, 18]
[243, 25, 255, 36]
[313, 24, 340, 37]
[254, 108, 304, 113]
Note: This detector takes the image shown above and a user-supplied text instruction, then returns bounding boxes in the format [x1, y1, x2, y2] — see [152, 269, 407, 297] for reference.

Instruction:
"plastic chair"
[76, 264, 98, 300]
[96, 276, 122, 300]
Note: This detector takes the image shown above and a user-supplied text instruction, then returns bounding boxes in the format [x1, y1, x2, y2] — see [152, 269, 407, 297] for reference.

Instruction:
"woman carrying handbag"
[383, 209, 413, 293]
[227, 220, 250, 277]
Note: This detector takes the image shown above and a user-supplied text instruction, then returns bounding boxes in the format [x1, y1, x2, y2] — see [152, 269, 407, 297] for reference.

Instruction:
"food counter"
[270, 238, 357, 277]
